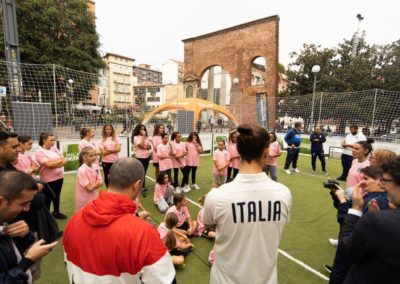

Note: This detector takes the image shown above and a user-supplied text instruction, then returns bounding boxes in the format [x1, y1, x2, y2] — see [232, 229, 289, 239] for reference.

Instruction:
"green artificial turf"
[37, 153, 344, 283]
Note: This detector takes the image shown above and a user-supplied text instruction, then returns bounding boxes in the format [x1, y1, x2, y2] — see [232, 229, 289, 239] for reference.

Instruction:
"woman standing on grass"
[35, 132, 67, 219]
[171, 131, 189, 192]
[152, 124, 165, 179]
[227, 130, 240, 181]
[185, 132, 203, 190]
[78, 127, 101, 166]
[132, 124, 151, 197]
[157, 133, 173, 178]
[98, 124, 121, 187]
[263, 131, 281, 181]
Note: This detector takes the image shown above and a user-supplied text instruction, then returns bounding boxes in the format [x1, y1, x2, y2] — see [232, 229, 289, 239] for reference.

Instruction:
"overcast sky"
[95, 0, 400, 69]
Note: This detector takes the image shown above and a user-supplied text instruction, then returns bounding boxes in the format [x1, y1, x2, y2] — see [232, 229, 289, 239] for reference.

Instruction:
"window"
[186, 86, 194, 98]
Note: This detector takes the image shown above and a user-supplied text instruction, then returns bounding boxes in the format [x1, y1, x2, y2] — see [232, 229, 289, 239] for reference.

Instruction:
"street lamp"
[68, 79, 75, 123]
[310, 65, 320, 131]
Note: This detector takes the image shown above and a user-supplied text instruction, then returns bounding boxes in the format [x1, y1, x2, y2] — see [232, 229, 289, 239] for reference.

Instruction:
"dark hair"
[156, 172, 169, 185]
[163, 212, 178, 250]
[217, 139, 226, 145]
[161, 133, 169, 140]
[294, 122, 302, 128]
[80, 127, 92, 139]
[187, 132, 202, 146]
[350, 124, 358, 129]
[153, 124, 165, 136]
[0, 171, 37, 201]
[39, 132, 54, 147]
[132, 124, 147, 142]
[269, 131, 277, 142]
[229, 130, 238, 143]
[17, 135, 32, 144]
[173, 193, 185, 205]
[78, 146, 94, 168]
[237, 124, 269, 163]
[102, 124, 115, 141]
[0, 131, 18, 147]
[360, 166, 382, 180]
[171, 131, 180, 141]
[381, 156, 400, 186]
[356, 138, 374, 156]
[108, 158, 145, 190]
[198, 195, 206, 206]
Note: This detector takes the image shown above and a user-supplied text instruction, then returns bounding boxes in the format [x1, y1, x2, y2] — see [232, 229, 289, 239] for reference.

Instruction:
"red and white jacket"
[63, 191, 175, 284]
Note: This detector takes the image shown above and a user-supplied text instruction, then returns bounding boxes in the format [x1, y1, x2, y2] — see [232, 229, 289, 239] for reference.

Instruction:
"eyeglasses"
[380, 177, 396, 184]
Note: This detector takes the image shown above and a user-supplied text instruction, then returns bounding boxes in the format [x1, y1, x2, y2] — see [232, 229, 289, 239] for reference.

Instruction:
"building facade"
[133, 64, 162, 85]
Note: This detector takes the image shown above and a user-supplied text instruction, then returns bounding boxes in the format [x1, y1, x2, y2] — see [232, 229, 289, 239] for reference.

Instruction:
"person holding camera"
[310, 126, 327, 175]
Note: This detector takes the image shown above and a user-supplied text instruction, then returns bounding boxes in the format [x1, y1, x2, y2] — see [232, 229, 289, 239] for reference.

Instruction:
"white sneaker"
[174, 187, 182, 194]
[284, 169, 291, 175]
[193, 183, 200, 190]
[329, 238, 338, 247]
[182, 185, 191, 193]
[293, 168, 300, 173]
[323, 171, 329, 176]
[312, 171, 316, 175]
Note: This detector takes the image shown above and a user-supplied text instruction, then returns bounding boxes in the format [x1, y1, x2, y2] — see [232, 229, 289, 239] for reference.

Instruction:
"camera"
[323, 179, 339, 190]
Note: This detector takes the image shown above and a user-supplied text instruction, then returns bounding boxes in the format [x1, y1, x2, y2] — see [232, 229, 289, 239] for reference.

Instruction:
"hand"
[367, 199, 380, 212]
[4, 221, 29, 238]
[98, 180, 104, 186]
[291, 144, 295, 148]
[334, 188, 347, 203]
[187, 227, 194, 235]
[351, 181, 365, 211]
[25, 239, 58, 262]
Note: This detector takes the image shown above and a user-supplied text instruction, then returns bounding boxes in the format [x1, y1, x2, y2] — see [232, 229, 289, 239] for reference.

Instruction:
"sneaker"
[324, 264, 332, 274]
[193, 184, 200, 190]
[312, 171, 316, 175]
[182, 185, 191, 193]
[52, 212, 67, 219]
[174, 187, 182, 194]
[329, 238, 338, 247]
[141, 187, 148, 198]
[322, 171, 329, 175]
[293, 168, 300, 173]
[284, 169, 291, 175]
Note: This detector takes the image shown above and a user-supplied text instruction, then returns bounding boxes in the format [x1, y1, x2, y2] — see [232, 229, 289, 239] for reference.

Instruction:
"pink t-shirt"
[134, 135, 151, 159]
[152, 136, 162, 163]
[228, 142, 240, 169]
[213, 149, 230, 176]
[78, 139, 100, 166]
[186, 142, 201, 166]
[166, 205, 191, 227]
[35, 147, 64, 182]
[75, 163, 102, 211]
[153, 183, 168, 204]
[171, 141, 187, 168]
[98, 136, 121, 163]
[347, 159, 370, 188]
[158, 222, 180, 249]
[157, 143, 173, 172]
[267, 141, 282, 166]
[13, 153, 35, 175]
[196, 207, 205, 235]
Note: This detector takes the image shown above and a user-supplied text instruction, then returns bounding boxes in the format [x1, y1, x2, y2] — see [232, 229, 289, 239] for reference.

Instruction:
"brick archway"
[182, 16, 279, 128]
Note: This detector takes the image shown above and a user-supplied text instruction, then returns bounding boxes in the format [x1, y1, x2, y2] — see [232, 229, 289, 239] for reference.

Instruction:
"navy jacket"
[310, 132, 326, 153]
[284, 128, 301, 147]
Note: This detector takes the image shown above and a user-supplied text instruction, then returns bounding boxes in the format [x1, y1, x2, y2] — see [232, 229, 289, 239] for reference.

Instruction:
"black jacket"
[340, 208, 400, 283]
[310, 132, 326, 153]
[0, 232, 35, 283]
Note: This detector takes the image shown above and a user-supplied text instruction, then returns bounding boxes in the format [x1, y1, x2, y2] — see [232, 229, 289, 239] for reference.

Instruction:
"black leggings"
[187, 166, 198, 184]
[46, 178, 64, 213]
[102, 162, 113, 188]
[137, 157, 150, 188]
[227, 167, 239, 180]
[173, 167, 189, 187]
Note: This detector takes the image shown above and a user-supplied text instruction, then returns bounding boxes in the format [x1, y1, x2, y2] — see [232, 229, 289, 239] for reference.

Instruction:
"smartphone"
[46, 231, 63, 243]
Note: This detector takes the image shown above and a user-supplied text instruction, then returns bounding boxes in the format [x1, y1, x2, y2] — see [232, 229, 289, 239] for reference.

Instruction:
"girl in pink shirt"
[35, 132, 67, 219]
[151, 124, 165, 179]
[158, 212, 193, 268]
[263, 131, 282, 181]
[213, 140, 230, 187]
[166, 193, 198, 237]
[75, 146, 103, 211]
[157, 133, 173, 177]
[78, 127, 100, 166]
[132, 124, 152, 197]
[347, 139, 373, 188]
[13, 135, 38, 176]
[227, 131, 240, 181]
[153, 173, 174, 213]
[98, 124, 121, 188]
[171, 131, 189, 192]
[185, 132, 203, 190]
[195, 195, 216, 239]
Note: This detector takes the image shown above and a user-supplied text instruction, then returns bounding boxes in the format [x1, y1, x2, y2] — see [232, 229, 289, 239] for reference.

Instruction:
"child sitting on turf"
[75, 146, 103, 211]
[195, 195, 216, 239]
[166, 193, 197, 237]
[158, 212, 194, 269]
[154, 172, 174, 213]
[212, 140, 230, 187]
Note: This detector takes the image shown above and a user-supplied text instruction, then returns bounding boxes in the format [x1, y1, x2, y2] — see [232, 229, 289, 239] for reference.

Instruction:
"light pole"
[233, 77, 239, 125]
[310, 65, 320, 132]
[68, 79, 75, 123]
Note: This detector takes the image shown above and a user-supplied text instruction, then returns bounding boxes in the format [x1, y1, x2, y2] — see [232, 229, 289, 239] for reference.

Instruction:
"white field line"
[144, 174, 329, 281]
